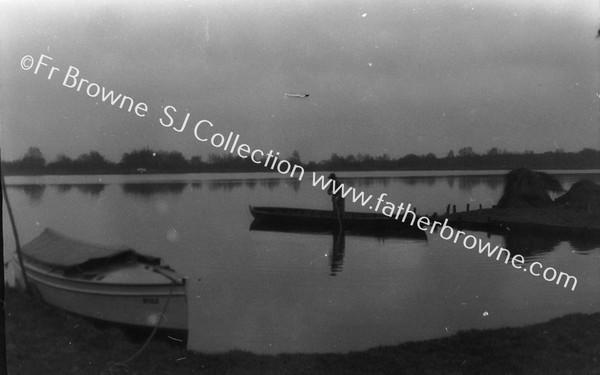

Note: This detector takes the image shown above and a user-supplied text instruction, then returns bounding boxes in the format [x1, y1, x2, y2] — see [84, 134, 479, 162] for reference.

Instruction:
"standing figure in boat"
[327, 173, 345, 219]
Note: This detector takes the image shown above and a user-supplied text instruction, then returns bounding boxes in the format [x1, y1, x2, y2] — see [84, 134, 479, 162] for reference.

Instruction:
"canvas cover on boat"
[21, 228, 160, 269]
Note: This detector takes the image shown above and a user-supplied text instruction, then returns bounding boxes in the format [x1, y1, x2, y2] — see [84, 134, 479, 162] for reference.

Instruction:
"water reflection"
[208, 180, 244, 191]
[121, 183, 187, 197]
[444, 175, 503, 191]
[195, 179, 290, 191]
[569, 237, 600, 253]
[8, 184, 46, 204]
[502, 232, 561, 259]
[347, 177, 391, 188]
[457, 176, 503, 191]
[18, 183, 107, 197]
[74, 184, 105, 196]
[249, 221, 348, 275]
[250, 219, 426, 276]
[330, 230, 345, 276]
[500, 231, 600, 260]
[259, 179, 281, 190]
[56, 185, 72, 193]
[286, 180, 301, 192]
[342, 175, 503, 192]
[245, 179, 257, 189]
[402, 176, 436, 187]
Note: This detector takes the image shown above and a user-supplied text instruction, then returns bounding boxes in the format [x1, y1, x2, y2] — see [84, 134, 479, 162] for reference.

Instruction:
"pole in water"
[0, 160, 30, 293]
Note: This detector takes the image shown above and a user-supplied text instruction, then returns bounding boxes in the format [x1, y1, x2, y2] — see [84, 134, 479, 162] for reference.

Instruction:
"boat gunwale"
[249, 206, 412, 222]
[23, 260, 187, 290]
[27, 273, 187, 297]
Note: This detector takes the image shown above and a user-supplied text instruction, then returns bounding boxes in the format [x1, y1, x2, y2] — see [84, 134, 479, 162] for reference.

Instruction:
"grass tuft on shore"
[5, 287, 600, 374]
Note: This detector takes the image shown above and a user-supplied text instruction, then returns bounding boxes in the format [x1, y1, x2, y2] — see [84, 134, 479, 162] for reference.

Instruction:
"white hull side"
[25, 265, 188, 331]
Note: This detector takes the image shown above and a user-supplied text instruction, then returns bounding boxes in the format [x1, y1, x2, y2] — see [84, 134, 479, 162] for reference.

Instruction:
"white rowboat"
[19, 228, 188, 331]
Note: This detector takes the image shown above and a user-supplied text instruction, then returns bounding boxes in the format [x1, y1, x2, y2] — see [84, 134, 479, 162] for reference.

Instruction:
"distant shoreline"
[3, 166, 600, 177]
[3, 147, 600, 176]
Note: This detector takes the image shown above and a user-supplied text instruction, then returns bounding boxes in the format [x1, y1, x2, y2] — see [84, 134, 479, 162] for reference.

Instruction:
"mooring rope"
[107, 281, 178, 371]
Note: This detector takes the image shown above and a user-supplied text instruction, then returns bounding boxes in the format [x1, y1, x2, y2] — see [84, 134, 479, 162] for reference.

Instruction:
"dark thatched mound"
[496, 168, 564, 208]
[555, 180, 600, 210]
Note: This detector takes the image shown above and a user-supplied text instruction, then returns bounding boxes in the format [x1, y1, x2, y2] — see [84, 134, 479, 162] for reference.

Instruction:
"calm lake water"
[3, 170, 600, 354]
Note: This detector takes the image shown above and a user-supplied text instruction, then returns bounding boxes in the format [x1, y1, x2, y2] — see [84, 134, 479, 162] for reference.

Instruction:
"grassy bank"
[5, 287, 600, 374]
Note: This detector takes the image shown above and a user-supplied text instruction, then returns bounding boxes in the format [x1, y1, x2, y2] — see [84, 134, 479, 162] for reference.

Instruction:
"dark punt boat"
[249, 206, 426, 238]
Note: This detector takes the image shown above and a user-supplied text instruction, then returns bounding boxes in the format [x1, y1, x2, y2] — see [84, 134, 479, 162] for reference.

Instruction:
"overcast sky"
[1, 0, 599, 162]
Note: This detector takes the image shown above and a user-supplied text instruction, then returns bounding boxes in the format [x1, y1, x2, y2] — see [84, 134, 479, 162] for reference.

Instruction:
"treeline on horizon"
[2, 146, 600, 175]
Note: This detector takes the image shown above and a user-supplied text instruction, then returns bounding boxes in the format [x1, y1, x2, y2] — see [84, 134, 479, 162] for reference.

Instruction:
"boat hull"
[23, 262, 188, 331]
[249, 206, 426, 237]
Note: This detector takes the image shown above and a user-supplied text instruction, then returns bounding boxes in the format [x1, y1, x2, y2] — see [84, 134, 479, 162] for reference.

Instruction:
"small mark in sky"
[362, 13, 367, 17]
[483, 311, 489, 317]
[284, 93, 309, 98]
[523, 268, 527, 272]
[369, 206, 373, 209]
